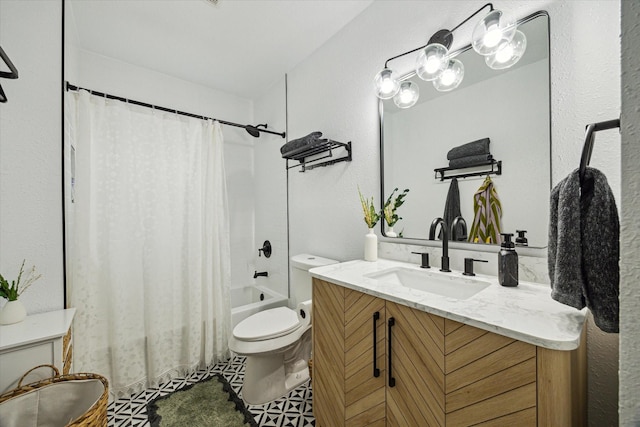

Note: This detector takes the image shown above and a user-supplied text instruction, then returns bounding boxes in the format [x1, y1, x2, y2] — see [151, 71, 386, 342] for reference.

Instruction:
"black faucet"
[428, 217, 451, 272]
[253, 271, 268, 278]
[451, 216, 468, 241]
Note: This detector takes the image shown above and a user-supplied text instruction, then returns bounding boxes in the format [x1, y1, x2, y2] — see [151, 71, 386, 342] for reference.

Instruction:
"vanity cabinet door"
[313, 279, 346, 427]
[344, 289, 386, 426]
[313, 279, 387, 427]
[443, 319, 537, 426]
[385, 301, 446, 427]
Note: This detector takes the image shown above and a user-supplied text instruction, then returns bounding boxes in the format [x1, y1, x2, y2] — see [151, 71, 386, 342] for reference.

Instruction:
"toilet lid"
[234, 307, 302, 341]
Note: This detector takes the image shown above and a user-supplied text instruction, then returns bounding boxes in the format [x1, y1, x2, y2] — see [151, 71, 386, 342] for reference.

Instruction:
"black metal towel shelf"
[283, 139, 352, 172]
[434, 159, 502, 181]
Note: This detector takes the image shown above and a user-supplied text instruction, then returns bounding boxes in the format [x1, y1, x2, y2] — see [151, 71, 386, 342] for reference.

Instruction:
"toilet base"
[240, 332, 311, 405]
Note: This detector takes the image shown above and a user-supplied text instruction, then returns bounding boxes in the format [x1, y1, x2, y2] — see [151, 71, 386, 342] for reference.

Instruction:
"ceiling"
[67, 0, 374, 100]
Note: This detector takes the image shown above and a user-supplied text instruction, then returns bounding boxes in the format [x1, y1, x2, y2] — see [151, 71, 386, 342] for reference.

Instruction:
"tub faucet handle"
[258, 240, 272, 258]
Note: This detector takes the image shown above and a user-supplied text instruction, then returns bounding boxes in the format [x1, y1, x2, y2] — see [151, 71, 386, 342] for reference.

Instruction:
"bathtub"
[230, 285, 288, 329]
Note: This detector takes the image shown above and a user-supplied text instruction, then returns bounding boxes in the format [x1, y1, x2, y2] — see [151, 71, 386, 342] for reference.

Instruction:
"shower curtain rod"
[65, 82, 286, 138]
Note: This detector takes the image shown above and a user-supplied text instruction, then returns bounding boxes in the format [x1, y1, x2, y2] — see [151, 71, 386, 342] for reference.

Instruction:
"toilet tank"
[290, 254, 338, 307]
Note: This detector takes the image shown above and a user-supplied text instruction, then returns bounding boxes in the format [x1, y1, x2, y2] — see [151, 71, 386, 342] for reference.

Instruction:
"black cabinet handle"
[388, 317, 396, 387]
[372, 312, 380, 377]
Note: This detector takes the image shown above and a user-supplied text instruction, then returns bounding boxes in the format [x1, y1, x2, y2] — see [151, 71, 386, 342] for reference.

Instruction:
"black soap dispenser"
[515, 230, 528, 246]
[498, 233, 518, 287]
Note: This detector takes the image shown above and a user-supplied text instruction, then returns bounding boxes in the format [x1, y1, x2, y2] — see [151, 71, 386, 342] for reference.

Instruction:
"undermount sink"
[364, 267, 490, 300]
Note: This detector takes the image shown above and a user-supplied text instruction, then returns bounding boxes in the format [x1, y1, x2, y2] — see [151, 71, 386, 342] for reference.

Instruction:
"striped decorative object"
[468, 176, 503, 244]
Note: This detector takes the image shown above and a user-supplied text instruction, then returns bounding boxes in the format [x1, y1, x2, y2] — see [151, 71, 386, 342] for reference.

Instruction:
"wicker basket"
[0, 364, 109, 426]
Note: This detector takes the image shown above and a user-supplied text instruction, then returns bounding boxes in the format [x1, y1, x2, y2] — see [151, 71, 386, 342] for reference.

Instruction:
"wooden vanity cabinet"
[312, 279, 586, 427]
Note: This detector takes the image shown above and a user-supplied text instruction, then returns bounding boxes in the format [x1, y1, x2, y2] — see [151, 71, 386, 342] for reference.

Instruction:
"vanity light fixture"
[373, 3, 526, 102]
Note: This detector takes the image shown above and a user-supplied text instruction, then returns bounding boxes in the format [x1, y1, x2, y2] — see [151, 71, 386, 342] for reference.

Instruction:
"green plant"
[383, 188, 409, 227]
[358, 186, 380, 228]
[0, 260, 42, 301]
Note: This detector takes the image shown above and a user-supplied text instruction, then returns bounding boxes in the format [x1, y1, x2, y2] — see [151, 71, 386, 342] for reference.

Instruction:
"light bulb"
[485, 30, 527, 70]
[381, 77, 395, 93]
[433, 59, 464, 92]
[494, 43, 514, 63]
[439, 69, 456, 86]
[483, 25, 502, 48]
[416, 43, 449, 81]
[425, 55, 442, 74]
[472, 10, 516, 56]
[393, 81, 419, 109]
[374, 68, 400, 99]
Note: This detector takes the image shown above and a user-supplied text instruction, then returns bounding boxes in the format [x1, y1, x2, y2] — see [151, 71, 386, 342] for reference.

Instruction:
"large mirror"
[380, 12, 550, 248]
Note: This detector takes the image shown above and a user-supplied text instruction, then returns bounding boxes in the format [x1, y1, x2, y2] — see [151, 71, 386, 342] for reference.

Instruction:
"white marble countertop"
[0, 308, 76, 351]
[310, 259, 586, 351]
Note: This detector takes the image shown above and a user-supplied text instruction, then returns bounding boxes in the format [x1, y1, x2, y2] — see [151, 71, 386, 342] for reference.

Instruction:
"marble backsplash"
[378, 241, 550, 285]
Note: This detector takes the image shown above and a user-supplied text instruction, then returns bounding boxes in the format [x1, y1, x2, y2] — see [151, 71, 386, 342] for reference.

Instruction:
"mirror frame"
[378, 10, 551, 253]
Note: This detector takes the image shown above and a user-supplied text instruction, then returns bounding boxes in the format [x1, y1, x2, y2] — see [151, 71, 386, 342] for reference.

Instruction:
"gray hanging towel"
[548, 167, 619, 333]
[439, 178, 465, 240]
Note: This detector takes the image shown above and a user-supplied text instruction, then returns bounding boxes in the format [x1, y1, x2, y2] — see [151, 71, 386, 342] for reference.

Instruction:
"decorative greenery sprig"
[358, 186, 380, 229]
[0, 260, 42, 301]
[383, 188, 409, 227]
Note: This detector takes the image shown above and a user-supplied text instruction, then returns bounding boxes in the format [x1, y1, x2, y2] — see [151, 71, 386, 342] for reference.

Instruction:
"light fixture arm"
[383, 2, 494, 69]
[448, 3, 494, 36]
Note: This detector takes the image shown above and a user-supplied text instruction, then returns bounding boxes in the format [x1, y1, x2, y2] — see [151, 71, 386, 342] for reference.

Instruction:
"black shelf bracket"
[434, 159, 502, 181]
[284, 139, 352, 172]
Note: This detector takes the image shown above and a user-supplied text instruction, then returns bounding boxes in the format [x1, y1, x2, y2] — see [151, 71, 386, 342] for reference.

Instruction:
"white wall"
[285, 1, 620, 424]
[0, 0, 64, 314]
[620, 0, 640, 424]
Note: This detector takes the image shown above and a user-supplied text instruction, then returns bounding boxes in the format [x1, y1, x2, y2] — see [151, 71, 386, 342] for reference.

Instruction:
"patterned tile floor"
[108, 356, 315, 427]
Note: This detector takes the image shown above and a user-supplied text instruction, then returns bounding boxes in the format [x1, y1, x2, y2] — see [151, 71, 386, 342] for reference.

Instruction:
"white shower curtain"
[65, 90, 231, 398]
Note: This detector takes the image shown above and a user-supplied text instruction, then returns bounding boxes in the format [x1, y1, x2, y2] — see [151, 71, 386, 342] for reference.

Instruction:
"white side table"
[0, 308, 75, 393]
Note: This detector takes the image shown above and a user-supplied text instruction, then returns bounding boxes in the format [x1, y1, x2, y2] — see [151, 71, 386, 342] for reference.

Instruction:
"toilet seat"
[233, 307, 302, 341]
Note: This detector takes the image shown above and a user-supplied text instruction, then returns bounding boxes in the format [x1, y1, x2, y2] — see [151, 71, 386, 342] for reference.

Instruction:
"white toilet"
[228, 253, 338, 405]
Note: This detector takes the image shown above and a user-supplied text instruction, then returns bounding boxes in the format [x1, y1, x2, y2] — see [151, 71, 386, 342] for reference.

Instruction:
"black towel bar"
[578, 118, 620, 186]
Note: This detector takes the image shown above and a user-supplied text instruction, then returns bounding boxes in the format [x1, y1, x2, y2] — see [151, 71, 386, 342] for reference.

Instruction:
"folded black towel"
[548, 167, 619, 333]
[448, 154, 493, 168]
[447, 138, 490, 160]
[280, 131, 323, 156]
